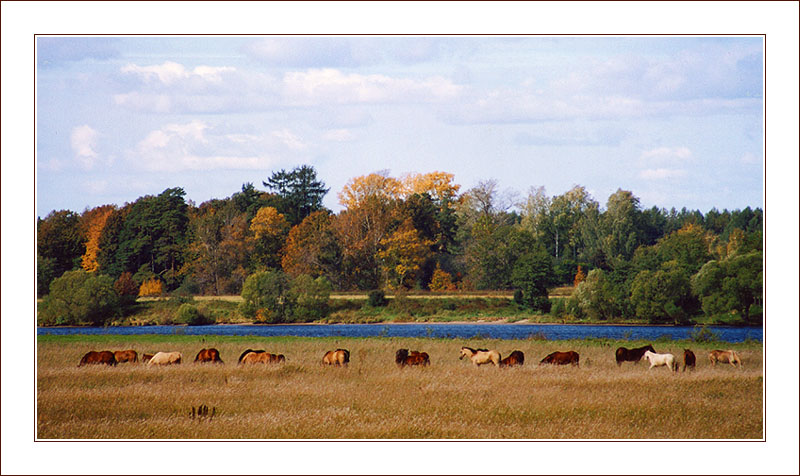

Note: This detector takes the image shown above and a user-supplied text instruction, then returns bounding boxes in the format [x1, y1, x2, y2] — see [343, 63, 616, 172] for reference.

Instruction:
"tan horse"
[459, 346, 501, 366]
[709, 349, 742, 368]
[323, 349, 350, 366]
[240, 351, 285, 364]
[147, 351, 182, 366]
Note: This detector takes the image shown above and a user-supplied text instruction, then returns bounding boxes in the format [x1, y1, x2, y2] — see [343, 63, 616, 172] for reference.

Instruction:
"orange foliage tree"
[250, 206, 290, 269]
[429, 263, 457, 291]
[79, 205, 115, 273]
[138, 277, 163, 297]
[377, 220, 433, 289]
[337, 171, 403, 210]
[281, 211, 339, 280]
[573, 265, 586, 287]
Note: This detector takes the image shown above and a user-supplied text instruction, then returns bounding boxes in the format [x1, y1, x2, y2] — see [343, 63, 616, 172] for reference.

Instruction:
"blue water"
[37, 323, 762, 343]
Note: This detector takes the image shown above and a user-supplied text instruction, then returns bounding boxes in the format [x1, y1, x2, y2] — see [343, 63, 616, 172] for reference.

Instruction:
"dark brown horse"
[683, 349, 696, 371]
[195, 348, 224, 364]
[500, 350, 525, 367]
[615, 344, 656, 366]
[113, 349, 138, 364]
[539, 351, 579, 366]
[323, 349, 350, 366]
[142, 353, 154, 364]
[78, 350, 117, 367]
[395, 349, 430, 367]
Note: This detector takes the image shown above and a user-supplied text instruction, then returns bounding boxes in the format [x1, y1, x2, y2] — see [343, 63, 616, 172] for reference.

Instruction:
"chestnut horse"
[615, 344, 656, 366]
[539, 351, 580, 366]
[239, 350, 285, 364]
[142, 353, 154, 364]
[459, 346, 501, 366]
[683, 349, 696, 371]
[709, 349, 742, 368]
[113, 350, 138, 364]
[395, 349, 430, 367]
[323, 349, 350, 366]
[194, 348, 224, 364]
[500, 350, 525, 367]
[78, 350, 117, 367]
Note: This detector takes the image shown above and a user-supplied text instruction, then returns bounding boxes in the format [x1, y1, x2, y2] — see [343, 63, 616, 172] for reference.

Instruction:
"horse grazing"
[147, 351, 182, 366]
[78, 350, 117, 367]
[194, 348, 224, 364]
[323, 349, 350, 366]
[539, 350, 580, 366]
[113, 350, 138, 364]
[240, 350, 285, 364]
[615, 344, 656, 366]
[459, 346, 501, 366]
[395, 349, 430, 367]
[142, 353, 154, 364]
[683, 349, 696, 371]
[500, 350, 525, 367]
[709, 349, 742, 368]
[643, 350, 678, 372]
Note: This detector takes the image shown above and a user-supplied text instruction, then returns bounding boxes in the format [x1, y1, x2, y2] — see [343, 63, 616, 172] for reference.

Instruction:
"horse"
[615, 344, 656, 366]
[78, 350, 117, 367]
[500, 350, 525, 367]
[147, 351, 182, 366]
[683, 349, 696, 371]
[113, 349, 138, 364]
[323, 349, 350, 366]
[240, 350, 285, 364]
[194, 348, 224, 364]
[709, 349, 742, 368]
[395, 349, 430, 367]
[539, 350, 580, 366]
[142, 353, 154, 364]
[459, 346, 501, 366]
[643, 350, 678, 372]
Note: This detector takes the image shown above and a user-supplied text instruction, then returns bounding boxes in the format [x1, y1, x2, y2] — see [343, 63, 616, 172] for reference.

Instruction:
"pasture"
[37, 335, 762, 439]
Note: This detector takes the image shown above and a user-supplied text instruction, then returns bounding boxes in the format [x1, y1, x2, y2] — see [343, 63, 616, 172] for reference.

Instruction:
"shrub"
[690, 325, 721, 343]
[114, 272, 139, 306]
[240, 270, 293, 323]
[368, 289, 388, 307]
[550, 298, 566, 318]
[290, 274, 332, 321]
[38, 270, 120, 326]
[176, 303, 213, 325]
[429, 264, 456, 291]
[138, 277, 164, 297]
[513, 289, 524, 305]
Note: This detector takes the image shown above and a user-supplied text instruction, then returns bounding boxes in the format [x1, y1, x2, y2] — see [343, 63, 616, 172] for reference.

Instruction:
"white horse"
[147, 351, 182, 366]
[459, 346, 501, 366]
[643, 350, 677, 372]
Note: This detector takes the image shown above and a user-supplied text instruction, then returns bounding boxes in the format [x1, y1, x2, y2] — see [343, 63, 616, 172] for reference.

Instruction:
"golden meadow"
[37, 334, 762, 439]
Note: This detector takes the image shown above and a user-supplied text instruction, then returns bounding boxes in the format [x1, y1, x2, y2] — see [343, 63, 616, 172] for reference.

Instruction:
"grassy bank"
[37, 335, 762, 439]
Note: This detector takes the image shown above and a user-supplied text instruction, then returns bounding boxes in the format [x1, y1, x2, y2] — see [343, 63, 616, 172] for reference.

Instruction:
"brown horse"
[323, 349, 350, 366]
[113, 349, 138, 364]
[709, 349, 742, 368]
[78, 350, 117, 367]
[194, 348, 224, 364]
[240, 350, 285, 364]
[395, 349, 430, 367]
[539, 350, 580, 366]
[500, 350, 525, 367]
[683, 349, 696, 371]
[142, 353, 154, 364]
[615, 344, 656, 366]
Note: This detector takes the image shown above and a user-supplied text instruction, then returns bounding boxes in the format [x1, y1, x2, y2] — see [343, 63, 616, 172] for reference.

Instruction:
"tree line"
[37, 165, 763, 325]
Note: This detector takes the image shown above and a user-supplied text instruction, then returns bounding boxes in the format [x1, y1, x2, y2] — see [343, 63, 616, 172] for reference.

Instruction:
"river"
[37, 323, 762, 343]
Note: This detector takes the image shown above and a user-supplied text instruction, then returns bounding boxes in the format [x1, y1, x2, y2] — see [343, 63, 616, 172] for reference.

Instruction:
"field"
[37, 335, 763, 439]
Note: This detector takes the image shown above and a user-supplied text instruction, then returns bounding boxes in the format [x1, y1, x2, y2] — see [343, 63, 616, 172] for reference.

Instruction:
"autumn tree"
[573, 265, 586, 287]
[429, 263, 456, 291]
[281, 211, 341, 283]
[338, 171, 403, 210]
[250, 206, 290, 269]
[377, 220, 433, 289]
[80, 205, 115, 272]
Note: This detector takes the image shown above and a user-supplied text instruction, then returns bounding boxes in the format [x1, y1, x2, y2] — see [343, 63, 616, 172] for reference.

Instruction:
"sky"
[35, 36, 763, 217]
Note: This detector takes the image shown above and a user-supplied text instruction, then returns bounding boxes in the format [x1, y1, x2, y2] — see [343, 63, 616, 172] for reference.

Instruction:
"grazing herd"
[76, 345, 744, 372]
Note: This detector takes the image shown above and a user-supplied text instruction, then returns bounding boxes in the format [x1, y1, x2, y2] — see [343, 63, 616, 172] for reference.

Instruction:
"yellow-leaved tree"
[338, 171, 403, 210]
[80, 205, 115, 272]
[250, 206, 290, 269]
[429, 263, 456, 291]
[401, 171, 461, 203]
[377, 220, 433, 289]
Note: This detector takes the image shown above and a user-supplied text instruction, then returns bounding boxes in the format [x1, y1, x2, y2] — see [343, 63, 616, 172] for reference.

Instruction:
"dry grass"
[37, 337, 762, 439]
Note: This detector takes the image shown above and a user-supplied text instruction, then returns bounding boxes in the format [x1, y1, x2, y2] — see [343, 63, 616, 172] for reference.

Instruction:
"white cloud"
[130, 121, 305, 172]
[70, 125, 99, 169]
[322, 129, 356, 142]
[641, 146, 693, 162]
[639, 168, 687, 180]
[121, 61, 235, 85]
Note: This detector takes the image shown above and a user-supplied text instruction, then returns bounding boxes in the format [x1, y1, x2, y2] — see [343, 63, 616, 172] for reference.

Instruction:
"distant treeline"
[37, 166, 762, 325]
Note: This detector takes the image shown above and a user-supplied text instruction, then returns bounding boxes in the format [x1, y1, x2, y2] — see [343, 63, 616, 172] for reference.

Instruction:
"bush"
[690, 325, 721, 343]
[240, 270, 293, 323]
[114, 272, 139, 306]
[176, 303, 213, 325]
[513, 289, 524, 305]
[550, 298, 566, 318]
[290, 275, 332, 321]
[368, 289, 388, 307]
[138, 277, 164, 297]
[38, 270, 120, 326]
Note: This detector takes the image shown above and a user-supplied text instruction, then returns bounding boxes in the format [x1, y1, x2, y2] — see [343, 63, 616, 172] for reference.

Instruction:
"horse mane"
[461, 346, 476, 353]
